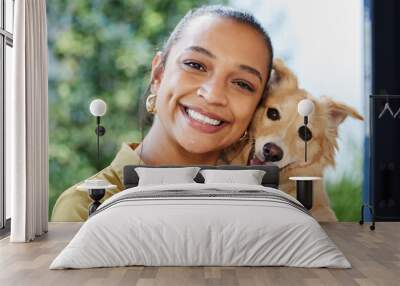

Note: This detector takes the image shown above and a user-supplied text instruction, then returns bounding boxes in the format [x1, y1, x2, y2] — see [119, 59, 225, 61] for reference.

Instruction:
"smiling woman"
[137, 5, 273, 165]
[51, 5, 274, 222]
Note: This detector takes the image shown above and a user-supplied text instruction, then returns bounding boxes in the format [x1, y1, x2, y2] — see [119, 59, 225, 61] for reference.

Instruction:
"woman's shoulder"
[51, 182, 91, 222]
[109, 141, 143, 169]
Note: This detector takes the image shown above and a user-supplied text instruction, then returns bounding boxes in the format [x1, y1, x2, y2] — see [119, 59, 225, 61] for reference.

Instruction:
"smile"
[180, 104, 228, 134]
[187, 108, 222, 126]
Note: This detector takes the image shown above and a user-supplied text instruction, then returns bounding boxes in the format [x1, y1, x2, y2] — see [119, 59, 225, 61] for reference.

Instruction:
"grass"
[326, 175, 362, 222]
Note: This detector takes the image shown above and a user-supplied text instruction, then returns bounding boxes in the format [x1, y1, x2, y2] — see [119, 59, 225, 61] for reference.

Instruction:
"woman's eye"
[234, 81, 255, 92]
[298, 126, 312, 141]
[184, 61, 206, 72]
[266, 108, 280, 121]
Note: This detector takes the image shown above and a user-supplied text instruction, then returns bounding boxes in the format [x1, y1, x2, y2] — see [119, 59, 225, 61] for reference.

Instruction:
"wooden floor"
[0, 222, 399, 286]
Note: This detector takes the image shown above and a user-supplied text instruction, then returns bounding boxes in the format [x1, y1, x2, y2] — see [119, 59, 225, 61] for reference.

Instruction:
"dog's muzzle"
[263, 143, 283, 162]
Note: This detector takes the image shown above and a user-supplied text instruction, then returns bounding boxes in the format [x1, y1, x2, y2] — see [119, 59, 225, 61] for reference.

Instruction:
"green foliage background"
[47, 0, 224, 216]
[47, 0, 362, 221]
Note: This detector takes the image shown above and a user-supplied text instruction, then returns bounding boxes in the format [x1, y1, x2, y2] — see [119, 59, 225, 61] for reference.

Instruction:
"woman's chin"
[177, 138, 224, 156]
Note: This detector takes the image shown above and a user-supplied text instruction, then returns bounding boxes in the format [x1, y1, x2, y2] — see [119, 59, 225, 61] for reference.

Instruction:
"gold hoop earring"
[146, 93, 157, 114]
[239, 130, 248, 141]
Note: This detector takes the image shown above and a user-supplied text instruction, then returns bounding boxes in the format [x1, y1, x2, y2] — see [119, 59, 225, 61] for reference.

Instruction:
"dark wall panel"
[369, 0, 400, 221]
[372, 0, 400, 94]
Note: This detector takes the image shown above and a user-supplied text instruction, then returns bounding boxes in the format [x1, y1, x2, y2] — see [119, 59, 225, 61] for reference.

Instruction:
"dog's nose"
[263, 143, 283, 162]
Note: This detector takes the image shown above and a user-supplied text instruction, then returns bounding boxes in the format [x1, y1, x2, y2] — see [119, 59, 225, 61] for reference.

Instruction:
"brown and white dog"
[226, 59, 364, 222]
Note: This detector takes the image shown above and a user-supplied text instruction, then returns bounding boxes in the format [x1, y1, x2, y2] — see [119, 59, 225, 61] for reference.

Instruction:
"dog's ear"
[322, 97, 364, 128]
[269, 59, 298, 91]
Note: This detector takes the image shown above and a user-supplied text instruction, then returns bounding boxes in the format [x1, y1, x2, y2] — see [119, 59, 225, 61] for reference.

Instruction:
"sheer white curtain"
[7, 0, 49, 242]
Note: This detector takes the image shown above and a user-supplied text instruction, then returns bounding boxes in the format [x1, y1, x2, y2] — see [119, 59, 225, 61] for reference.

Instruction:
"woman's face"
[151, 15, 270, 154]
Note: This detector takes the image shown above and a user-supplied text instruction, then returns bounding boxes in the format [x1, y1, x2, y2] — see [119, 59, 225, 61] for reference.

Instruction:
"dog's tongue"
[249, 156, 265, 165]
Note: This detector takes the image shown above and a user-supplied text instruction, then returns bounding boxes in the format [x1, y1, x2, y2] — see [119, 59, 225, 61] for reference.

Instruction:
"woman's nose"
[197, 78, 228, 106]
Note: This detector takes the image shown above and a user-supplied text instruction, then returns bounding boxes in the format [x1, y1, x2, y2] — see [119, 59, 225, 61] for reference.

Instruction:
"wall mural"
[48, 1, 364, 222]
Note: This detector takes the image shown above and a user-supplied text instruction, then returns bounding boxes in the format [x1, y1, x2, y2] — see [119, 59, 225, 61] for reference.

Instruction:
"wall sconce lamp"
[297, 99, 315, 162]
[89, 99, 107, 162]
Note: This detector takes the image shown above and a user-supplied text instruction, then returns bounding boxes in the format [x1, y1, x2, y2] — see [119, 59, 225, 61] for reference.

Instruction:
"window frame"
[0, 0, 14, 236]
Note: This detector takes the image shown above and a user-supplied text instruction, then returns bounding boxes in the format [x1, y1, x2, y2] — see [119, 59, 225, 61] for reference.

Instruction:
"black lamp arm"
[95, 116, 106, 162]
[304, 116, 308, 162]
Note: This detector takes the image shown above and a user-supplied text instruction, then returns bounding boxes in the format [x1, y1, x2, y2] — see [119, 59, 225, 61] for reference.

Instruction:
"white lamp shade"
[297, 99, 315, 116]
[89, 99, 107, 117]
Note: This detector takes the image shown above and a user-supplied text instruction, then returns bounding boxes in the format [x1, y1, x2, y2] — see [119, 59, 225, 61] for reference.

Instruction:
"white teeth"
[186, 108, 222, 126]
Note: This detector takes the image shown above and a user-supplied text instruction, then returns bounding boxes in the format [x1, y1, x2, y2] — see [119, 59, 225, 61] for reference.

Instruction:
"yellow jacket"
[51, 142, 142, 222]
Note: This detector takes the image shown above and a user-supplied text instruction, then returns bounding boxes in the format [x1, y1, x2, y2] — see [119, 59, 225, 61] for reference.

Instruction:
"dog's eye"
[298, 126, 312, 141]
[266, 108, 280, 121]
